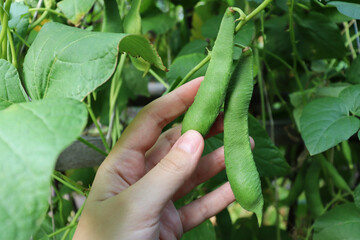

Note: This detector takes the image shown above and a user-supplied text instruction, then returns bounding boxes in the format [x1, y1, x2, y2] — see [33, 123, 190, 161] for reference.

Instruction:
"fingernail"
[177, 130, 201, 153]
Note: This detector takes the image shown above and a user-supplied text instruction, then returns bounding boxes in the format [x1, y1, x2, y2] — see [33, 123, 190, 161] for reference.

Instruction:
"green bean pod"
[305, 160, 324, 218]
[181, 8, 235, 136]
[224, 50, 264, 226]
[284, 166, 306, 206]
[315, 154, 352, 193]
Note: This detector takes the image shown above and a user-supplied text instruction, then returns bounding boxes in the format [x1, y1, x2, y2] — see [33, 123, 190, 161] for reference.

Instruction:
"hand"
[74, 77, 254, 240]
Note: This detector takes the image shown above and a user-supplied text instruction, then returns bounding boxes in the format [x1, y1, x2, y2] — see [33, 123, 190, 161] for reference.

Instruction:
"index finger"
[110, 77, 204, 156]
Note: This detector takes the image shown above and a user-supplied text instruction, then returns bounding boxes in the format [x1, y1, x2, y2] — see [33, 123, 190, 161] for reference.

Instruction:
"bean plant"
[0, 0, 360, 239]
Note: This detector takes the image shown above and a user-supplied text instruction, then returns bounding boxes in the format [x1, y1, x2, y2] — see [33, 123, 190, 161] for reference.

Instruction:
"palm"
[75, 78, 243, 240]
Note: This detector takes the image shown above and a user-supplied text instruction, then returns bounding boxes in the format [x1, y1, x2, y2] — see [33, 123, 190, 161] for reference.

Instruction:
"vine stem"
[106, 53, 127, 145]
[51, 172, 85, 196]
[60, 202, 85, 240]
[174, 0, 273, 90]
[343, 21, 357, 59]
[28, 8, 66, 19]
[0, 0, 11, 59]
[235, 0, 272, 32]
[28, 10, 49, 32]
[7, 28, 17, 68]
[288, 0, 304, 94]
[175, 53, 211, 89]
[77, 137, 108, 156]
[149, 68, 169, 89]
[87, 100, 111, 153]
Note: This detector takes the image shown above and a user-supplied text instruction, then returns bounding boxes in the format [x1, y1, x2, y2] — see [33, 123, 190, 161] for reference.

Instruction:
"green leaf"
[142, 13, 177, 35]
[102, 0, 123, 33]
[300, 97, 360, 155]
[8, 2, 29, 29]
[23, 22, 165, 101]
[201, 14, 222, 39]
[177, 40, 208, 57]
[314, 203, 360, 240]
[339, 84, 360, 116]
[182, 219, 216, 240]
[346, 57, 360, 84]
[57, 0, 96, 25]
[355, 184, 360, 209]
[166, 53, 208, 84]
[8, 2, 29, 46]
[0, 98, 87, 240]
[295, 12, 346, 60]
[249, 115, 290, 177]
[122, 63, 150, 97]
[0, 59, 28, 110]
[328, 1, 360, 19]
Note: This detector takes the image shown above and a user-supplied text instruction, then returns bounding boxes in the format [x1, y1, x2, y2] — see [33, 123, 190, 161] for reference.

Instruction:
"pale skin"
[74, 77, 255, 240]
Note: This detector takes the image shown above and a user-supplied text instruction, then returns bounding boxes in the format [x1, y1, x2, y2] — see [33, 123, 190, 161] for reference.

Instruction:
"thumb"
[130, 130, 204, 211]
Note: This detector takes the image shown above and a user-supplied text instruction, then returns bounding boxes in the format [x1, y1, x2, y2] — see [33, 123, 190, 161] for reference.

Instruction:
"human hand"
[74, 77, 254, 240]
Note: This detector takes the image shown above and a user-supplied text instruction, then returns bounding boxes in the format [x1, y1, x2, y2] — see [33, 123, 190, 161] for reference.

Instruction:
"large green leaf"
[339, 84, 360, 116]
[300, 97, 360, 155]
[0, 98, 87, 240]
[57, 0, 96, 25]
[0, 59, 28, 110]
[313, 203, 360, 240]
[23, 22, 165, 101]
[295, 12, 346, 60]
[328, 1, 360, 19]
[249, 115, 290, 177]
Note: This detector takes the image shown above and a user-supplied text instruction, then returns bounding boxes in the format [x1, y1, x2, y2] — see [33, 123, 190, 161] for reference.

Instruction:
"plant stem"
[174, 0, 273, 90]
[343, 21, 357, 59]
[107, 53, 127, 145]
[288, 0, 304, 94]
[51, 172, 85, 196]
[28, 8, 66, 18]
[149, 69, 169, 89]
[28, 11, 49, 32]
[0, 0, 11, 59]
[7, 29, 17, 68]
[175, 53, 211, 89]
[52, 181, 65, 225]
[87, 104, 111, 153]
[47, 223, 74, 238]
[235, 0, 272, 32]
[60, 202, 85, 240]
[354, 21, 360, 54]
[77, 137, 108, 156]
[262, 48, 292, 70]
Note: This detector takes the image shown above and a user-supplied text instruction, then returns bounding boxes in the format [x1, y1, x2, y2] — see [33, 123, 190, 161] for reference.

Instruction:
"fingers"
[108, 77, 204, 159]
[172, 146, 225, 201]
[178, 182, 235, 232]
[145, 113, 225, 172]
[119, 130, 204, 212]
